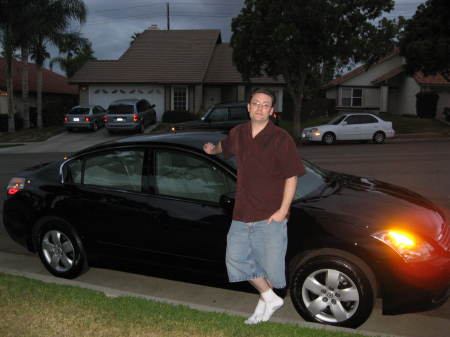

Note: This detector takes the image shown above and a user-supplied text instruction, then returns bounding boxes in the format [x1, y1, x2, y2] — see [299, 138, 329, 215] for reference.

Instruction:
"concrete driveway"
[0, 123, 159, 154]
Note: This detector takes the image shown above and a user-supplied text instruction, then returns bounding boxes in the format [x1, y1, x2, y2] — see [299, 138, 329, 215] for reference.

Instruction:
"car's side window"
[230, 107, 249, 121]
[345, 115, 362, 125]
[154, 150, 235, 203]
[136, 101, 144, 113]
[361, 115, 378, 123]
[66, 150, 145, 192]
[207, 108, 228, 122]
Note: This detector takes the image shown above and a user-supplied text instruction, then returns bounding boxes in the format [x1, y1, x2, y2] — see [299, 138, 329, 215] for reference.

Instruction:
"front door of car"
[340, 115, 363, 139]
[143, 148, 235, 272]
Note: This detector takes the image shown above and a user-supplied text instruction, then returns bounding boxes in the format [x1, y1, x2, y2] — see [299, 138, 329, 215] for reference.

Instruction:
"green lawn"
[0, 125, 65, 143]
[0, 273, 370, 337]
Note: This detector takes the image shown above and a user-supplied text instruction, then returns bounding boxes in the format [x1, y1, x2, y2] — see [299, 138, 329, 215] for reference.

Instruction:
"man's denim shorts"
[225, 219, 288, 289]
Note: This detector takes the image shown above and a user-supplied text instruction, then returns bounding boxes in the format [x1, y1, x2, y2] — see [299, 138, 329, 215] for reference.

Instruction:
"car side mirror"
[219, 192, 235, 212]
[151, 104, 156, 108]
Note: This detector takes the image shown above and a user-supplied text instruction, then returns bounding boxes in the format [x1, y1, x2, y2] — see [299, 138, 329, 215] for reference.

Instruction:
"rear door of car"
[63, 148, 165, 258]
[358, 114, 380, 139]
[108, 103, 135, 124]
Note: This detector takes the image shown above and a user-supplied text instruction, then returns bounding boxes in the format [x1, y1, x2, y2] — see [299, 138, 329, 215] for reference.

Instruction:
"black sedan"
[3, 131, 449, 328]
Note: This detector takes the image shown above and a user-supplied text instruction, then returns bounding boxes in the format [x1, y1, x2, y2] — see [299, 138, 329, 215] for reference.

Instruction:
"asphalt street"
[0, 131, 449, 337]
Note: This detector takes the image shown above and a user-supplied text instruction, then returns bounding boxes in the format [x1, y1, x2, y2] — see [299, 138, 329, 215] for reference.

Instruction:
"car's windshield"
[328, 115, 347, 125]
[108, 104, 134, 114]
[68, 107, 90, 115]
[222, 157, 328, 201]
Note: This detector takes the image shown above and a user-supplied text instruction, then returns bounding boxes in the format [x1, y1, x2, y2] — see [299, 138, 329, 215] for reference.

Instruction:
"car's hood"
[294, 173, 447, 246]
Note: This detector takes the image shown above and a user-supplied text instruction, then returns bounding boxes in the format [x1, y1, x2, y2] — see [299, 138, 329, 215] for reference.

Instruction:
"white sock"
[244, 298, 265, 324]
[261, 289, 284, 322]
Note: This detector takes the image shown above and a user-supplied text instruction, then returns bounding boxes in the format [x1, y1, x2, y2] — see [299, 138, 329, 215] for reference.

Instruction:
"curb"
[0, 253, 404, 337]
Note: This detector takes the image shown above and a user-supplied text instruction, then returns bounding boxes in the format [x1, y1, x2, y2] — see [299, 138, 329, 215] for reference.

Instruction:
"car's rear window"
[108, 104, 134, 114]
[69, 108, 90, 115]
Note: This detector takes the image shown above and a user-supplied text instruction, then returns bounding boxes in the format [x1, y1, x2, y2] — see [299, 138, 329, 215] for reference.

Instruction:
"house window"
[172, 87, 188, 111]
[342, 88, 363, 107]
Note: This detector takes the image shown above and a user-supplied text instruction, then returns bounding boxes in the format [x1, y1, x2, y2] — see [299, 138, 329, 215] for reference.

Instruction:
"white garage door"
[89, 85, 165, 121]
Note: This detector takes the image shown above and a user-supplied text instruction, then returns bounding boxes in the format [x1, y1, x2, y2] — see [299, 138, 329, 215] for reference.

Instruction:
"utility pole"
[167, 2, 170, 30]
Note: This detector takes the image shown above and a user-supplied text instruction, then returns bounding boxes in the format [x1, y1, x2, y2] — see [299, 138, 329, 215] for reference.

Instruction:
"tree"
[0, 0, 31, 132]
[50, 34, 96, 78]
[231, 0, 399, 137]
[130, 32, 143, 46]
[399, 0, 450, 80]
[29, 0, 86, 128]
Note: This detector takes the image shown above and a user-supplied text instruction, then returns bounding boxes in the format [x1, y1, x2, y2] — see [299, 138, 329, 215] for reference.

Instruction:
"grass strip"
[0, 143, 24, 148]
[0, 273, 372, 337]
[0, 126, 65, 143]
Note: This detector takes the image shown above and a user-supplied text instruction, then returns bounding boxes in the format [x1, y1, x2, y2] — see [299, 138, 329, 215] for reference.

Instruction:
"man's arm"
[268, 176, 298, 223]
[203, 141, 222, 155]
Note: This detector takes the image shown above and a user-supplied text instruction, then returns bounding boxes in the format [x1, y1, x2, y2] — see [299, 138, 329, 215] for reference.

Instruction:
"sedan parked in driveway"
[64, 105, 106, 131]
[3, 131, 449, 328]
[302, 113, 395, 144]
[105, 98, 157, 134]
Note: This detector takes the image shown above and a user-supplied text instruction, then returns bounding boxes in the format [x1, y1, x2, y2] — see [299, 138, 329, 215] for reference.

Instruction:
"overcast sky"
[52, 0, 425, 74]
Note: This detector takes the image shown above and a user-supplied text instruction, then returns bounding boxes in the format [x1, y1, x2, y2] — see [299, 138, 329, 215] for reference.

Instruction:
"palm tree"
[50, 34, 96, 78]
[30, 0, 86, 128]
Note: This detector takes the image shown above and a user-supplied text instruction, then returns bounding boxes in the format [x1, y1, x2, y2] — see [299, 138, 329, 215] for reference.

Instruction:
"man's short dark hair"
[250, 88, 276, 107]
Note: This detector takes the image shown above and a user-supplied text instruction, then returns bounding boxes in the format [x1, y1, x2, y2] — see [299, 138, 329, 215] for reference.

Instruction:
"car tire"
[33, 218, 89, 279]
[373, 131, 385, 144]
[107, 129, 114, 135]
[139, 122, 145, 133]
[290, 255, 374, 328]
[92, 122, 98, 131]
[66, 127, 72, 132]
[322, 132, 336, 145]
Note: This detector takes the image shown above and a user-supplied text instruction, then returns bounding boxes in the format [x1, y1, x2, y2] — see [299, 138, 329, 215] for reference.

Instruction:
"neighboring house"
[324, 51, 450, 121]
[0, 58, 78, 125]
[70, 28, 285, 121]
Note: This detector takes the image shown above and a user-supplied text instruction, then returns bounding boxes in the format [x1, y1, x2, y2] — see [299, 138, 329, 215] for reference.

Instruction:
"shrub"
[416, 91, 439, 118]
[162, 110, 196, 123]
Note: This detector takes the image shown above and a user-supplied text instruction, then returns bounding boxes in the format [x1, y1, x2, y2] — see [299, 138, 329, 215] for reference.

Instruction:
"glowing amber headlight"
[372, 230, 434, 262]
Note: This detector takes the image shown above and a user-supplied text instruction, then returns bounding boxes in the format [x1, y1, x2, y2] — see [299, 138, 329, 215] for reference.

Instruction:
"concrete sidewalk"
[1, 251, 448, 337]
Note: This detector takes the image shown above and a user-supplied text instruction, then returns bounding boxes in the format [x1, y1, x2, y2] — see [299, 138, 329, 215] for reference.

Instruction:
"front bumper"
[301, 131, 322, 142]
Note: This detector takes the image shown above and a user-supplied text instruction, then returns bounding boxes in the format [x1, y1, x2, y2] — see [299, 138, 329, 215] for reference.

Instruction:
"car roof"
[339, 112, 377, 116]
[73, 130, 229, 157]
[71, 105, 96, 109]
[212, 101, 247, 108]
[109, 99, 142, 105]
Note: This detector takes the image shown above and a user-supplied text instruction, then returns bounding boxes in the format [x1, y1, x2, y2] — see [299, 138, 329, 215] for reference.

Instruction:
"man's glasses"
[250, 101, 272, 110]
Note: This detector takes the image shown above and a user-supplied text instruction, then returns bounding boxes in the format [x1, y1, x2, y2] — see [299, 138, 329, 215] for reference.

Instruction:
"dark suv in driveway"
[105, 99, 157, 134]
[170, 102, 279, 132]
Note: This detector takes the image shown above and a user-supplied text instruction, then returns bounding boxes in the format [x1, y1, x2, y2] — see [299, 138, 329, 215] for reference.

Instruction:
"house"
[324, 51, 450, 121]
[0, 58, 78, 127]
[70, 28, 285, 121]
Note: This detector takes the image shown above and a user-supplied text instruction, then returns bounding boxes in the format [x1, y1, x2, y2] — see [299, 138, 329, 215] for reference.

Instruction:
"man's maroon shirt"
[221, 121, 305, 222]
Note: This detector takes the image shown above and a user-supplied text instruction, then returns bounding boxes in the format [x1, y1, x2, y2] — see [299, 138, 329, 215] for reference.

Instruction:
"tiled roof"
[204, 43, 284, 84]
[414, 72, 450, 86]
[0, 58, 78, 94]
[71, 29, 222, 84]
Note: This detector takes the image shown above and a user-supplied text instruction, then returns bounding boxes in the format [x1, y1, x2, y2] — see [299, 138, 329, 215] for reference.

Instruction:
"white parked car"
[301, 113, 395, 144]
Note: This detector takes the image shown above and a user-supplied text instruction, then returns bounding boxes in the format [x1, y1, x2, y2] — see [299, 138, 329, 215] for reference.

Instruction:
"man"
[203, 88, 305, 324]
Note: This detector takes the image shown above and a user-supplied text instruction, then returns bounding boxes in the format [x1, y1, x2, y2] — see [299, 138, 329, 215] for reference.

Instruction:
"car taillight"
[7, 177, 26, 195]
[64, 117, 68, 122]
[85, 116, 91, 122]
[133, 114, 139, 122]
[103, 115, 108, 122]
